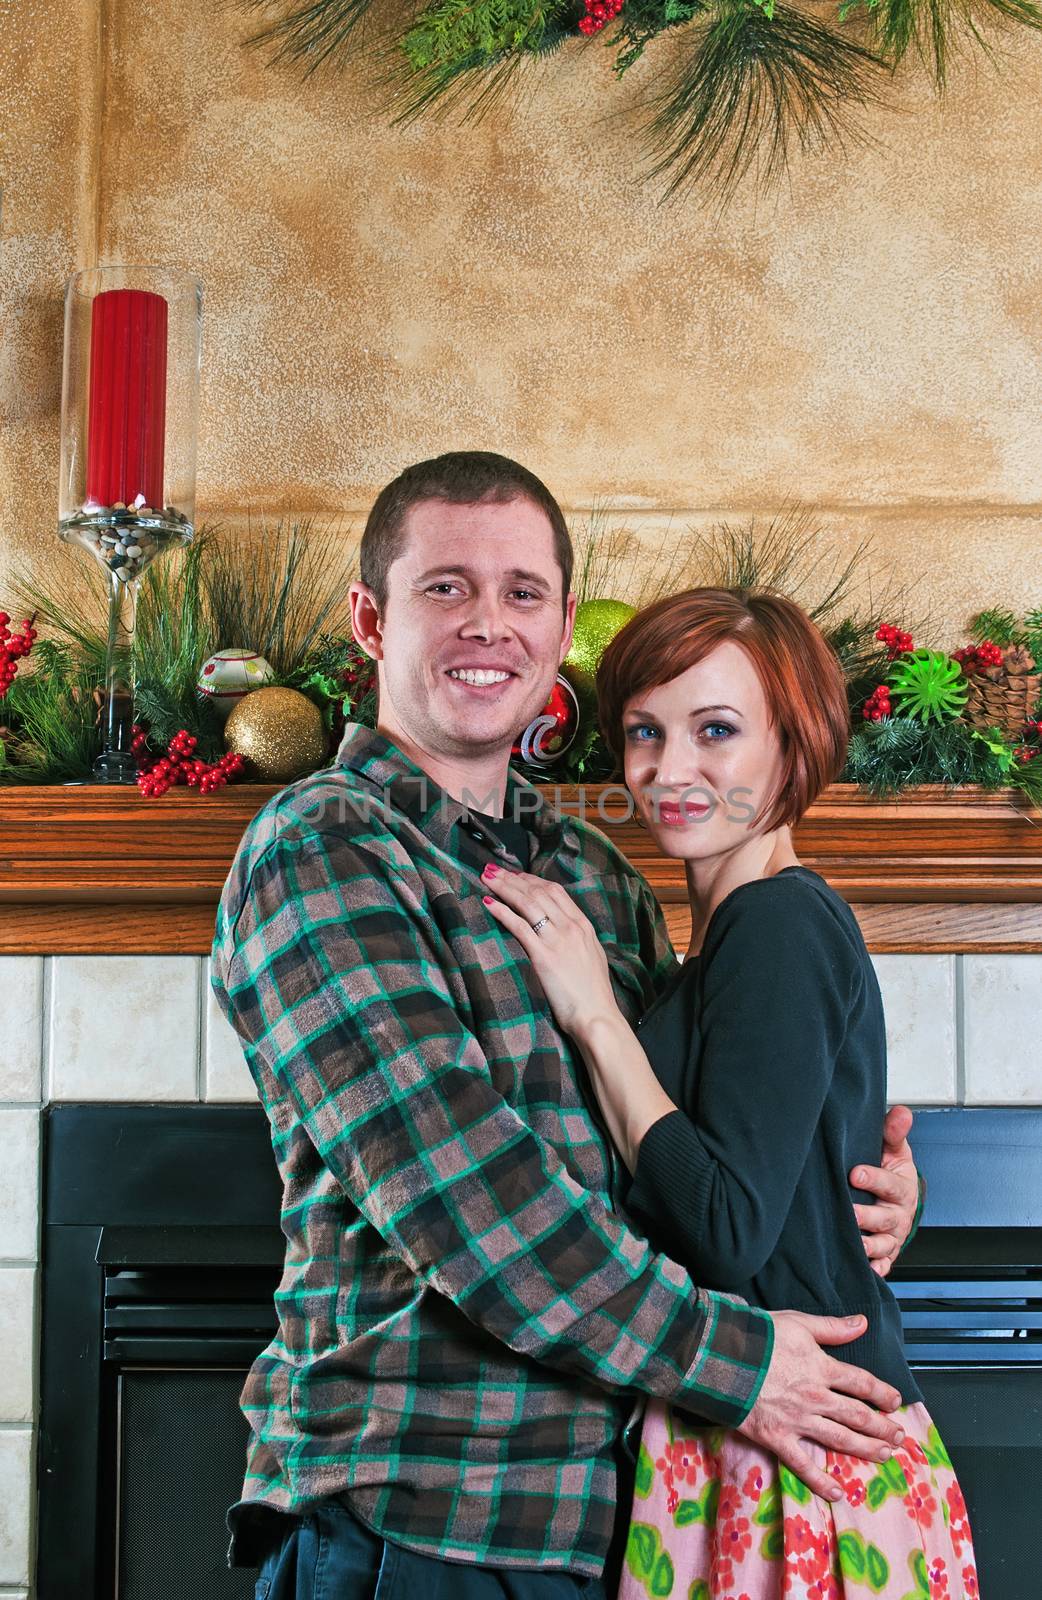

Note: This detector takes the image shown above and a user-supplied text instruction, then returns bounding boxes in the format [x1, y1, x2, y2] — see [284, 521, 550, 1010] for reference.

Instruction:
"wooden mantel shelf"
[0, 783, 1039, 955]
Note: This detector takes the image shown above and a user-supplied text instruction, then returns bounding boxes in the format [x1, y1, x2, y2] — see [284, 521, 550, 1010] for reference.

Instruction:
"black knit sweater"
[625, 865, 921, 1404]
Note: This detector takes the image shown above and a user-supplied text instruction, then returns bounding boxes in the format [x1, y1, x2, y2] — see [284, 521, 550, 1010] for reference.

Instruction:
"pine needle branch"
[202, 520, 356, 680]
[240, 0, 387, 75]
[844, 0, 1042, 87]
[642, 1, 889, 203]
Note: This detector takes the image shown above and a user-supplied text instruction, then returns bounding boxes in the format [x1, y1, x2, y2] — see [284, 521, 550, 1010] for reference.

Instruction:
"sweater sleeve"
[625, 878, 858, 1286]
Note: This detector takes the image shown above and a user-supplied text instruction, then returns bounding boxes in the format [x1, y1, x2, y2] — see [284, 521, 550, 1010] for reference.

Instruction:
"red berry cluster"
[863, 684, 892, 721]
[136, 728, 247, 797]
[952, 640, 1004, 675]
[875, 623, 914, 660]
[578, 0, 624, 34]
[1015, 718, 1042, 763]
[340, 658, 376, 695]
[0, 612, 38, 697]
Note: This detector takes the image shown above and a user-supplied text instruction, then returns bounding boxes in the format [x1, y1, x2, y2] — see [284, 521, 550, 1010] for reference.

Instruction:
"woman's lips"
[654, 802, 712, 825]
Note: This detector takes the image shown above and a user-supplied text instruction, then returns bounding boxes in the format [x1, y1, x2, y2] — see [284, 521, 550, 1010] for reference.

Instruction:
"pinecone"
[961, 642, 1039, 740]
[1004, 643, 1036, 676]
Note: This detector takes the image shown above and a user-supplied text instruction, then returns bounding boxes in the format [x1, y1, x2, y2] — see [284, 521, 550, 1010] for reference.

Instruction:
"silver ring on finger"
[530, 915, 551, 935]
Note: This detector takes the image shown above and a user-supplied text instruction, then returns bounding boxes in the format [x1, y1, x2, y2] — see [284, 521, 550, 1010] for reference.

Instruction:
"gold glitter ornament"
[223, 687, 328, 782]
[562, 599, 637, 698]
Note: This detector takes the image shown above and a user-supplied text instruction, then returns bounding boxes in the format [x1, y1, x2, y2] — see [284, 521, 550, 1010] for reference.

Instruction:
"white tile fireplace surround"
[1, 952, 1041, 1596]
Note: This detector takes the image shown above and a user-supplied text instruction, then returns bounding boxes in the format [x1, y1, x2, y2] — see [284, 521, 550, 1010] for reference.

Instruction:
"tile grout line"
[196, 956, 206, 1103]
[41, 955, 52, 1109]
[954, 954, 967, 1105]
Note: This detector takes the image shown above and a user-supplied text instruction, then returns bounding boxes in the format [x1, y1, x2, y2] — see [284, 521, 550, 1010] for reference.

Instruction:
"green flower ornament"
[887, 650, 970, 725]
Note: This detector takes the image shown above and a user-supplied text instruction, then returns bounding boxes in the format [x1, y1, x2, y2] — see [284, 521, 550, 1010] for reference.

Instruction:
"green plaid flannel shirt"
[211, 725, 773, 1575]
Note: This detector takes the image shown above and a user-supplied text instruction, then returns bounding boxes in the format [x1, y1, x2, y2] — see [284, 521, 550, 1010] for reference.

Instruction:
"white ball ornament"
[196, 649, 275, 720]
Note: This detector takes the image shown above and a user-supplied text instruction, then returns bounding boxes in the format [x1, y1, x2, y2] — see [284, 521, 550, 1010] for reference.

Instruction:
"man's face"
[352, 496, 577, 766]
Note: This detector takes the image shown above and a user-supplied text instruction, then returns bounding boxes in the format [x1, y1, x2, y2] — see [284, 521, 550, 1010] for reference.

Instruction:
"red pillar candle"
[85, 288, 169, 511]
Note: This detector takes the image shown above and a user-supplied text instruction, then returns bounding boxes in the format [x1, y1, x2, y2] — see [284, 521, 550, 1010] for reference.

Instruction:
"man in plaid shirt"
[212, 452, 920, 1600]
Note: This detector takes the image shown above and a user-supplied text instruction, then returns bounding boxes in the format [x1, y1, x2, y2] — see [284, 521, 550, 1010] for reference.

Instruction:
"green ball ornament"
[562, 599, 637, 697]
[887, 650, 970, 725]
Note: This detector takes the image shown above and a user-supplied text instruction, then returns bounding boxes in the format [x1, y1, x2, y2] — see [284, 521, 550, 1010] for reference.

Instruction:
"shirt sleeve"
[626, 879, 858, 1285]
[903, 1171, 927, 1251]
[216, 824, 773, 1427]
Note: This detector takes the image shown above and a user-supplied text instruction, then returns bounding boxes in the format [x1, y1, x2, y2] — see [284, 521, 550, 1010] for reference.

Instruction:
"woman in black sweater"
[482, 590, 977, 1600]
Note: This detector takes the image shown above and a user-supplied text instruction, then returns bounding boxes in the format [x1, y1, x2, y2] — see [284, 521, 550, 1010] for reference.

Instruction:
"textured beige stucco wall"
[2, 0, 1041, 640]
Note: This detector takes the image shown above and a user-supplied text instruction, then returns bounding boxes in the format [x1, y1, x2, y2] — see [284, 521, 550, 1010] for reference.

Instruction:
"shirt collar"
[333, 722, 566, 860]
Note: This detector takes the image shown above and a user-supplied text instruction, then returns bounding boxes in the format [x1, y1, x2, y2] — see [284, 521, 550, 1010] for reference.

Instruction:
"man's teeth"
[448, 669, 511, 685]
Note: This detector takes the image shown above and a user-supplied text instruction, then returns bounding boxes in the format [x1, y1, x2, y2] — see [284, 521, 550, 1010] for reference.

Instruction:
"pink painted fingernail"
[482, 895, 495, 906]
[482, 864, 500, 879]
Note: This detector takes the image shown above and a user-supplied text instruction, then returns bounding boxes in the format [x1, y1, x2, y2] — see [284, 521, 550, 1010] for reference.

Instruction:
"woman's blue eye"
[625, 724, 660, 742]
[702, 721, 737, 740]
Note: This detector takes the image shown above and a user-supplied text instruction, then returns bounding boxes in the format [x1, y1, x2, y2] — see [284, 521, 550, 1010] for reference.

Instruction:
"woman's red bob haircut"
[596, 587, 851, 834]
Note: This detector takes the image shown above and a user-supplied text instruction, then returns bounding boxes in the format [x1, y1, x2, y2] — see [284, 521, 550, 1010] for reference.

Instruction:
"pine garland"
[237, 0, 1042, 202]
[0, 641, 101, 785]
[3, 509, 1039, 807]
[1, 521, 358, 784]
[842, 716, 1013, 793]
[402, 0, 565, 70]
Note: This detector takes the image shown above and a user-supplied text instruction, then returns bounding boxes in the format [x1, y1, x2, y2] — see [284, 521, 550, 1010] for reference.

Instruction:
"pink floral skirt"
[617, 1399, 978, 1600]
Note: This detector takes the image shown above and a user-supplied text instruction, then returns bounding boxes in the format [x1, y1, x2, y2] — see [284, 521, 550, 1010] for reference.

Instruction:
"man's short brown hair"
[360, 452, 574, 611]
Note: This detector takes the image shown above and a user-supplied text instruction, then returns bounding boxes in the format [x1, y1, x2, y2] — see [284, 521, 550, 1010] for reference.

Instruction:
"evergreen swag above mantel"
[240, 0, 1042, 200]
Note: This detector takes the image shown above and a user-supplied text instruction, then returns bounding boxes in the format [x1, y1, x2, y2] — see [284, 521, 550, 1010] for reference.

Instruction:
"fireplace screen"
[37, 1103, 1042, 1600]
[116, 1368, 254, 1600]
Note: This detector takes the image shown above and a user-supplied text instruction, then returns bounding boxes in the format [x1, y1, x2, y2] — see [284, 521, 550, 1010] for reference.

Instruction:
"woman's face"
[621, 640, 787, 861]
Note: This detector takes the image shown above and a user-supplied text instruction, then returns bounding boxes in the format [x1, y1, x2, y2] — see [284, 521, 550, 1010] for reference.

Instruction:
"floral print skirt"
[617, 1399, 978, 1600]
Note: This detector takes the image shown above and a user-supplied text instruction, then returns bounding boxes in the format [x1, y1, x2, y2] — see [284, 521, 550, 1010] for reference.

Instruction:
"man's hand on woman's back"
[851, 1104, 922, 1278]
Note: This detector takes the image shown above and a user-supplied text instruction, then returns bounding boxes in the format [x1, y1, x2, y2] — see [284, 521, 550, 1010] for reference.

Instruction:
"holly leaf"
[970, 727, 1016, 774]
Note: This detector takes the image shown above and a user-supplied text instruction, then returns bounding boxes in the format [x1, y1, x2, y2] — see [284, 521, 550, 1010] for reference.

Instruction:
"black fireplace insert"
[36, 1103, 1042, 1598]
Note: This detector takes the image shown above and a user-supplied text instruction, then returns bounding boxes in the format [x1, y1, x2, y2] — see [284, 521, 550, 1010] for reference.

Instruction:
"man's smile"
[445, 666, 518, 691]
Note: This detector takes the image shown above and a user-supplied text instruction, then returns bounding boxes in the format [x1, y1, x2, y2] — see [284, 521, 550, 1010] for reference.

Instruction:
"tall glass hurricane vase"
[58, 266, 203, 783]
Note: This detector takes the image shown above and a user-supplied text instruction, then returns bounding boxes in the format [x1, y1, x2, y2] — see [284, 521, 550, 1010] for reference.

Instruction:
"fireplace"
[36, 1103, 1042, 1599]
[37, 1105, 282, 1600]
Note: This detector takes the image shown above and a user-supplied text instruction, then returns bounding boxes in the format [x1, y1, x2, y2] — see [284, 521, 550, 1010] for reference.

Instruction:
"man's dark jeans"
[253, 1501, 610, 1600]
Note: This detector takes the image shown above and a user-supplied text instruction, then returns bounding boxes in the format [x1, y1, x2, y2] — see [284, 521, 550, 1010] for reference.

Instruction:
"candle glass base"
[59, 506, 192, 586]
[92, 687, 137, 785]
[60, 513, 192, 783]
